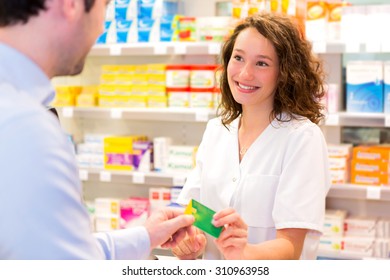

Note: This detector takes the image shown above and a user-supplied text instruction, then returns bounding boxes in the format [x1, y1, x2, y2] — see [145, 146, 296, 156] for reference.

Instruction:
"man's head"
[0, 0, 96, 26]
[0, 0, 106, 78]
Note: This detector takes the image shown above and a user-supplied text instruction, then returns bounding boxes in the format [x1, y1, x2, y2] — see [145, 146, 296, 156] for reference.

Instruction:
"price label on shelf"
[208, 43, 221, 55]
[62, 107, 74, 118]
[154, 45, 168, 55]
[79, 169, 89, 181]
[174, 44, 187, 55]
[132, 172, 145, 184]
[366, 186, 381, 200]
[365, 42, 381, 53]
[173, 175, 186, 186]
[385, 115, 390, 127]
[195, 110, 209, 122]
[312, 41, 326, 53]
[110, 108, 123, 119]
[109, 45, 122, 56]
[325, 114, 339, 126]
[381, 42, 390, 53]
[345, 43, 360, 53]
[99, 171, 111, 182]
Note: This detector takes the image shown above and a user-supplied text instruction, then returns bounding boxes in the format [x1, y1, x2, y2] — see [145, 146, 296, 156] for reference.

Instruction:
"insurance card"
[184, 199, 223, 238]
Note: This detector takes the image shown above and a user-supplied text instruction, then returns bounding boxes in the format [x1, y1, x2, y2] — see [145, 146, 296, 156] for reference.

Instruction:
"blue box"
[346, 61, 384, 113]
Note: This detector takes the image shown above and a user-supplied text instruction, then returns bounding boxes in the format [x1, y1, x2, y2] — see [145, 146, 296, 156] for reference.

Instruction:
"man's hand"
[144, 207, 195, 249]
[172, 228, 207, 260]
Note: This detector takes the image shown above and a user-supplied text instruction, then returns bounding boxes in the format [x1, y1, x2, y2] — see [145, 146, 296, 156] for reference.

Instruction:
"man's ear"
[59, 0, 83, 21]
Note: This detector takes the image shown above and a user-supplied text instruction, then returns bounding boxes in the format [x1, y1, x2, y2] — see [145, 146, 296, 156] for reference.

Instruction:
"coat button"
[232, 177, 237, 182]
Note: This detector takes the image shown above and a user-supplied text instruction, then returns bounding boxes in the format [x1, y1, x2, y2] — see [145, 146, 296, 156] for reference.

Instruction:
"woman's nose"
[240, 63, 255, 80]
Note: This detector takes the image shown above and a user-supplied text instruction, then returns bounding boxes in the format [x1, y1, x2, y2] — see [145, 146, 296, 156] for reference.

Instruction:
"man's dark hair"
[0, 0, 96, 26]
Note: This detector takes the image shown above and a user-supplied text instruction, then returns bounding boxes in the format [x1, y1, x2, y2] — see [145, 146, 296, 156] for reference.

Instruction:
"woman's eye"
[256, 61, 268, 67]
[233, 55, 243, 62]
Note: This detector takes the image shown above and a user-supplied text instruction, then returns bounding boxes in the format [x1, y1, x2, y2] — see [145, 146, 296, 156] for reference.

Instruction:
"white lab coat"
[177, 114, 331, 259]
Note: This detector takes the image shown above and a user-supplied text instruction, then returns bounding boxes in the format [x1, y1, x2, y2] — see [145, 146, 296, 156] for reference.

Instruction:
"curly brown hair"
[218, 12, 326, 125]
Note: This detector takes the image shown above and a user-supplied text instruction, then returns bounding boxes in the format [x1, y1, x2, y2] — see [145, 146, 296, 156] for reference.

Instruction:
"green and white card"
[184, 199, 223, 238]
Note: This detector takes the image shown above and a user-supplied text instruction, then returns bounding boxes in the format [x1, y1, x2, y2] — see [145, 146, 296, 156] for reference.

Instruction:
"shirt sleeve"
[273, 123, 331, 232]
[94, 227, 150, 260]
[0, 109, 150, 259]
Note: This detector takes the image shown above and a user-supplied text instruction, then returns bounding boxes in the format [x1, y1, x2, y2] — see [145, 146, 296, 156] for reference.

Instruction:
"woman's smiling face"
[227, 27, 280, 112]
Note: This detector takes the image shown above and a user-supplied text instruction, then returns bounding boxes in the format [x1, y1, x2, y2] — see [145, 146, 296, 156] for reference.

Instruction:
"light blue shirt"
[0, 43, 150, 259]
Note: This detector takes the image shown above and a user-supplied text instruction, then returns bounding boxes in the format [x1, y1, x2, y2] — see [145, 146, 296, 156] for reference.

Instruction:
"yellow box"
[131, 85, 149, 96]
[52, 86, 82, 107]
[147, 85, 166, 96]
[104, 136, 147, 171]
[98, 85, 116, 96]
[134, 64, 148, 74]
[115, 74, 134, 85]
[76, 93, 97, 107]
[147, 64, 166, 74]
[118, 65, 136, 74]
[100, 74, 118, 85]
[114, 95, 147, 108]
[147, 74, 166, 86]
[147, 96, 168, 108]
[114, 85, 132, 95]
[98, 95, 116, 107]
[76, 86, 98, 107]
[101, 65, 121, 74]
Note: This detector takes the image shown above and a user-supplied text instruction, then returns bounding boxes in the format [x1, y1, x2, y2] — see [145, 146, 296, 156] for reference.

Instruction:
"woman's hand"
[213, 208, 248, 260]
[171, 227, 207, 260]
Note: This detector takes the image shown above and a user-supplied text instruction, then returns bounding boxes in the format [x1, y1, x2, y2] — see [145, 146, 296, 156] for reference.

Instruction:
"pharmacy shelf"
[59, 108, 389, 126]
[328, 184, 390, 201]
[323, 112, 389, 127]
[90, 42, 222, 56]
[317, 41, 390, 54]
[89, 41, 390, 57]
[79, 168, 188, 187]
[58, 107, 216, 122]
[79, 169, 390, 202]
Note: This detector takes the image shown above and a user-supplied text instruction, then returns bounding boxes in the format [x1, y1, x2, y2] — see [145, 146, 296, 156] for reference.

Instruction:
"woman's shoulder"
[207, 116, 239, 130]
[274, 113, 321, 135]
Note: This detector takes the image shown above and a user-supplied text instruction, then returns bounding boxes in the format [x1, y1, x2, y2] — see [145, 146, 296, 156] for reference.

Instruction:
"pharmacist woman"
[172, 12, 331, 260]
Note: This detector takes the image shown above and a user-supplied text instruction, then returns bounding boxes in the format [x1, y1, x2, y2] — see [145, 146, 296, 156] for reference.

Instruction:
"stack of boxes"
[76, 134, 106, 170]
[320, 209, 390, 258]
[346, 60, 390, 114]
[328, 143, 352, 185]
[346, 61, 384, 113]
[97, 0, 180, 44]
[93, 197, 150, 231]
[103, 135, 148, 171]
[350, 146, 390, 186]
[89, 188, 183, 232]
[98, 64, 167, 108]
[94, 198, 122, 232]
[166, 64, 219, 109]
[166, 145, 198, 174]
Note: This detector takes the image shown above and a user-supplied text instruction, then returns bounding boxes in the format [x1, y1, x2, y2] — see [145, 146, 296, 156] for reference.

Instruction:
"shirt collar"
[0, 43, 55, 106]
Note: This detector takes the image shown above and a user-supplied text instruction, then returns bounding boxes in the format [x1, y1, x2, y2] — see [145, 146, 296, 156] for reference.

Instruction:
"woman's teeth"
[238, 83, 257, 90]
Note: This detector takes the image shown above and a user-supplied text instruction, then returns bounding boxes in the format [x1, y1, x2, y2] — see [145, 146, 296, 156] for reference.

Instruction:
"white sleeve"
[273, 124, 331, 232]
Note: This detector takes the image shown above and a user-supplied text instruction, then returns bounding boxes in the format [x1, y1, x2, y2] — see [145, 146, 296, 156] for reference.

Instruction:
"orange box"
[351, 170, 390, 186]
[353, 146, 390, 161]
[351, 159, 390, 174]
